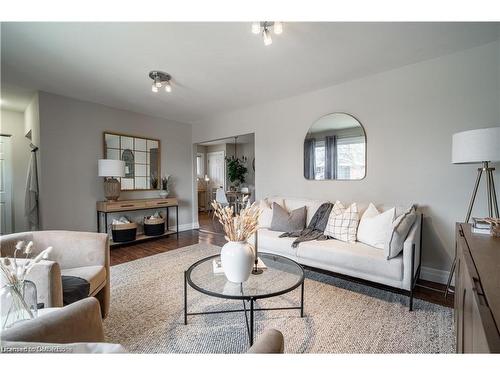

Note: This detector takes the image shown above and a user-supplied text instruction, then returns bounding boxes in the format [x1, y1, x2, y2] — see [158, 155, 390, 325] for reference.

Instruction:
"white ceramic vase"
[220, 241, 254, 283]
[159, 190, 168, 198]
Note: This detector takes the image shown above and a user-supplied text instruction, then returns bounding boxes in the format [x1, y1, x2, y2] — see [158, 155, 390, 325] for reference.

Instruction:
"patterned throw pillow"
[385, 205, 417, 259]
[324, 202, 359, 242]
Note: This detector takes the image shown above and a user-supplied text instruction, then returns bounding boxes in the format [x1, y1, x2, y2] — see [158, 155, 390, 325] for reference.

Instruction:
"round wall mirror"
[304, 113, 366, 180]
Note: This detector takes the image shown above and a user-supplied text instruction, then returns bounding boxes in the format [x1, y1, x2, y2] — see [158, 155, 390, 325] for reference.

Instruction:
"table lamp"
[98, 159, 125, 201]
[445, 126, 500, 297]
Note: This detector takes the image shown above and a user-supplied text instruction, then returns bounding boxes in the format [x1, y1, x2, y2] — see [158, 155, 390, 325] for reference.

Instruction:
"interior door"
[0, 135, 13, 235]
[207, 151, 225, 191]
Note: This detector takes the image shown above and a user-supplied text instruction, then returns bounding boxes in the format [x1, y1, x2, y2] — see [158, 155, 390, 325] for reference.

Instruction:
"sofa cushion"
[280, 197, 329, 226]
[357, 203, 395, 249]
[298, 239, 404, 282]
[258, 198, 285, 228]
[270, 202, 306, 232]
[61, 266, 106, 295]
[256, 229, 299, 258]
[386, 205, 417, 259]
[323, 202, 359, 243]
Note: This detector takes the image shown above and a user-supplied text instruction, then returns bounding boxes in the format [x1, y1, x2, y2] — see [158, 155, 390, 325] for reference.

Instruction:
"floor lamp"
[445, 127, 500, 297]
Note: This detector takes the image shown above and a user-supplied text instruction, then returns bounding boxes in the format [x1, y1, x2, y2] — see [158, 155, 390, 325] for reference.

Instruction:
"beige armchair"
[1, 297, 283, 354]
[1, 297, 124, 353]
[0, 231, 110, 318]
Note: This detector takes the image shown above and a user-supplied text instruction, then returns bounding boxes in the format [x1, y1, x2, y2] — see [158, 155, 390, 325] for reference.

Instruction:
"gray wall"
[1, 109, 31, 232]
[193, 41, 500, 276]
[38, 92, 194, 232]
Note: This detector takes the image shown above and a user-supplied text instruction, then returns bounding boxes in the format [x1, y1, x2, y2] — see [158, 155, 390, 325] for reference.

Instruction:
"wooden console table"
[96, 197, 179, 247]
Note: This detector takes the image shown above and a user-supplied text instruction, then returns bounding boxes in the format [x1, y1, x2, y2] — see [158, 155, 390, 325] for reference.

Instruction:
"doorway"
[0, 135, 13, 235]
[195, 133, 255, 234]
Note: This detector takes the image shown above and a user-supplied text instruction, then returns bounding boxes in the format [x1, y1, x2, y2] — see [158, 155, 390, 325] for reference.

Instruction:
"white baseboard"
[168, 222, 198, 232]
[420, 266, 453, 286]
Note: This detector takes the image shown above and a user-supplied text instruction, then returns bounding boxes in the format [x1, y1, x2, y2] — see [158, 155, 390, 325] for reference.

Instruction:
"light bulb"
[274, 22, 283, 34]
[151, 83, 158, 93]
[155, 79, 162, 88]
[164, 81, 172, 93]
[263, 28, 272, 46]
[251, 22, 260, 34]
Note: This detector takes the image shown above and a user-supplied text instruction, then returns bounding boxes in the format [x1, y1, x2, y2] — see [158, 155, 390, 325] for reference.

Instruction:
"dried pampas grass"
[211, 201, 260, 242]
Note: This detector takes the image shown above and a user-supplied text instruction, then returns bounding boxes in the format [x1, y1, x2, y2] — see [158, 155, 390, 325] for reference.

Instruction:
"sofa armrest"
[247, 329, 284, 354]
[401, 214, 422, 291]
[31, 231, 109, 270]
[1, 297, 104, 344]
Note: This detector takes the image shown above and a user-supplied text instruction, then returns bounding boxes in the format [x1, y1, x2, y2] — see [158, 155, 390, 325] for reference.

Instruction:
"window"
[196, 153, 205, 178]
[314, 140, 325, 180]
[336, 136, 365, 179]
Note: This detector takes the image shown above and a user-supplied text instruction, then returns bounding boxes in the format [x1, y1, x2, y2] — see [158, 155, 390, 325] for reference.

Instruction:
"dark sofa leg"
[409, 243, 415, 312]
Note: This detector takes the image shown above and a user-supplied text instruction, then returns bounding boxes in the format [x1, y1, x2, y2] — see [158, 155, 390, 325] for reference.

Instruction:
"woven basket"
[144, 217, 165, 225]
[144, 216, 165, 236]
[111, 222, 137, 242]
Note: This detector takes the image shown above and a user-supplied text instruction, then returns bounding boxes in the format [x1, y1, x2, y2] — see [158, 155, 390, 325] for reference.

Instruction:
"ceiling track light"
[251, 21, 283, 45]
[149, 71, 172, 93]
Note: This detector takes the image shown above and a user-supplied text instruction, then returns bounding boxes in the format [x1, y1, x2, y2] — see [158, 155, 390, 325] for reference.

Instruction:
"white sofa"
[256, 197, 422, 310]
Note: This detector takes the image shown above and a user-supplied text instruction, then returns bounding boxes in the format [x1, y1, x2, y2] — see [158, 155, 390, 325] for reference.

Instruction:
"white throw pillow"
[357, 203, 396, 249]
[385, 205, 417, 259]
[257, 198, 284, 228]
[324, 202, 359, 243]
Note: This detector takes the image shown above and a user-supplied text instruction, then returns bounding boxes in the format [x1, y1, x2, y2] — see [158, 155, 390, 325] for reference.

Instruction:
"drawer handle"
[472, 286, 487, 307]
[157, 202, 167, 205]
[120, 204, 135, 208]
[472, 277, 485, 298]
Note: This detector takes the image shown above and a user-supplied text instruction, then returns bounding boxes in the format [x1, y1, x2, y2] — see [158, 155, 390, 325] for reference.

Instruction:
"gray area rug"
[104, 244, 455, 353]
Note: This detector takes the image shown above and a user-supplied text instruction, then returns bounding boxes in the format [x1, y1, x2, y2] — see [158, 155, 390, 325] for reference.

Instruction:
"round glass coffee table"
[184, 252, 305, 346]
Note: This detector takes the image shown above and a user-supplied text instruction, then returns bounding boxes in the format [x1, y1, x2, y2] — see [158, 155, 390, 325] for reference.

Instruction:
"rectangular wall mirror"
[103, 131, 161, 190]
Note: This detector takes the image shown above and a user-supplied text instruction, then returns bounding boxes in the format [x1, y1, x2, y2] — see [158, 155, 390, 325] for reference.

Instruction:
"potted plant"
[211, 201, 260, 283]
[160, 175, 171, 198]
[225, 157, 248, 189]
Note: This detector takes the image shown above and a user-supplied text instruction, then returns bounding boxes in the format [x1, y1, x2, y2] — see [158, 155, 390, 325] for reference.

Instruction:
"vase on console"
[211, 200, 260, 283]
[160, 175, 172, 199]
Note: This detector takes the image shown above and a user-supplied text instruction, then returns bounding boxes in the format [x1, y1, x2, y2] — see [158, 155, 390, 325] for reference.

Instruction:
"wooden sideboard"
[455, 223, 500, 353]
[96, 197, 178, 247]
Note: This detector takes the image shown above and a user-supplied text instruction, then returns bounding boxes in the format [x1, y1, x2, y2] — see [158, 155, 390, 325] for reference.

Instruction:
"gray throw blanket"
[279, 202, 333, 248]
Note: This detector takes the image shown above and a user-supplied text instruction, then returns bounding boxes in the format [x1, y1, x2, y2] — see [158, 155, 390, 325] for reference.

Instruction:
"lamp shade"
[98, 159, 125, 177]
[452, 127, 500, 164]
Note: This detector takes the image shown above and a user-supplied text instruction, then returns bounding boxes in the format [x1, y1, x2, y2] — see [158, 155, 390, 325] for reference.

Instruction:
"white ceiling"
[2, 22, 499, 124]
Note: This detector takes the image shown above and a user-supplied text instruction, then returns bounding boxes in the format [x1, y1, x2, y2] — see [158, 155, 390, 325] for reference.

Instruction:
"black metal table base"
[184, 271, 305, 347]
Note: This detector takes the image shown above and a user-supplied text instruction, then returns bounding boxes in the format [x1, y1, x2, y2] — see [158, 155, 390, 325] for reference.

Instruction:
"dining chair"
[213, 187, 230, 220]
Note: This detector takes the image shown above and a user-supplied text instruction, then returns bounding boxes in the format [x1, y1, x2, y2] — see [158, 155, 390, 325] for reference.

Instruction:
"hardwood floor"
[110, 229, 225, 266]
[198, 211, 225, 235]
[110, 228, 454, 308]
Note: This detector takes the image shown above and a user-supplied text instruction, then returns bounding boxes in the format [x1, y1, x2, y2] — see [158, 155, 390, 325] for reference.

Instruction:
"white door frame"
[0, 135, 13, 234]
